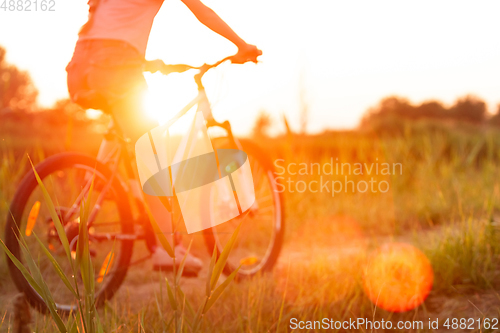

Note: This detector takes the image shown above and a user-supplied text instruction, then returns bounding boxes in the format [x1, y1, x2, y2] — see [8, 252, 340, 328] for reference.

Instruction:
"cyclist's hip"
[66, 39, 146, 112]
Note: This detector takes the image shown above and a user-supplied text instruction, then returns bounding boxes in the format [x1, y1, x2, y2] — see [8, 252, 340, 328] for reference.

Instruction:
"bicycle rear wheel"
[5, 153, 134, 313]
[204, 139, 284, 278]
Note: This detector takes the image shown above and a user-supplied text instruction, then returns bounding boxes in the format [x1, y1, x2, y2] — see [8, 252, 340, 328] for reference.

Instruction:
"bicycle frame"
[63, 58, 243, 248]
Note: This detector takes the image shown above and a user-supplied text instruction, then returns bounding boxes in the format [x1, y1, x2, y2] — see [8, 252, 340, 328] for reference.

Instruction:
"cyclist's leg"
[68, 40, 201, 272]
[67, 40, 158, 163]
[113, 88, 202, 273]
[68, 40, 172, 240]
[109, 87, 178, 242]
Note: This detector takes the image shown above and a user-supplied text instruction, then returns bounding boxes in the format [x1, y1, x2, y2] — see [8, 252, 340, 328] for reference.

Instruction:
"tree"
[448, 95, 486, 123]
[360, 96, 415, 127]
[252, 110, 273, 139]
[489, 103, 500, 127]
[0, 46, 38, 113]
[361, 95, 488, 129]
[415, 100, 447, 119]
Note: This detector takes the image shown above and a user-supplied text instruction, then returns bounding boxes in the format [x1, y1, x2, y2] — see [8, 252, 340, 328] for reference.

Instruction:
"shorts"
[66, 39, 157, 142]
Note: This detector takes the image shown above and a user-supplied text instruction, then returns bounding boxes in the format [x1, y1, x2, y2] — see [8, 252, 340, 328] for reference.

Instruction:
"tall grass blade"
[276, 260, 290, 333]
[32, 232, 78, 298]
[210, 222, 241, 290]
[204, 265, 240, 313]
[165, 316, 174, 332]
[147, 209, 175, 258]
[77, 176, 98, 333]
[16, 236, 67, 332]
[94, 306, 104, 333]
[176, 287, 195, 318]
[10, 225, 68, 332]
[175, 239, 193, 284]
[206, 245, 217, 297]
[67, 314, 79, 333]
[0, 239, 43, 296]
[165, 278, 177, 311]
[29, 158, 72, 263]
[130, 164, 174, 257]
[153, 290, 165, 332]
[191, 300, 204, 333]
[192, 224, 242, 332]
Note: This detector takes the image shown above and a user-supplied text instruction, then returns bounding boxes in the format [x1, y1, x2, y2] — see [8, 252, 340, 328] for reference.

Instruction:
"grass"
[0, 141, 243, 332]
[2, 121, 500, 331]
[422, 217, 500, 292]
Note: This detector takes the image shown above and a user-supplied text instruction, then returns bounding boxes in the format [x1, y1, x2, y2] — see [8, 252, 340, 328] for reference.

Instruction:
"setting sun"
[142, 72, 199, 125]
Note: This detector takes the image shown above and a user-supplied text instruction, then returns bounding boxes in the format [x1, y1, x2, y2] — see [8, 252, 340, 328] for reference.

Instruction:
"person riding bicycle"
[66, 0, 262, 275]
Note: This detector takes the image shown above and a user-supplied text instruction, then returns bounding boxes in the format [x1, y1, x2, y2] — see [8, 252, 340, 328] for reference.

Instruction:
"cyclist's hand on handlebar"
[231, 44, 262, 64]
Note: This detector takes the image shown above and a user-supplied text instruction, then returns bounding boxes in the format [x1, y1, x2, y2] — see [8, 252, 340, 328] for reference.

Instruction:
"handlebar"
[144, 55, 232, 75]
[144, 55, 245, 90]
[193, 55, 233, 89]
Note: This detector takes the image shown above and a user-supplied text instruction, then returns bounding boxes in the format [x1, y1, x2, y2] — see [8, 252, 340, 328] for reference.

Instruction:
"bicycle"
[4, 55, 285, 313]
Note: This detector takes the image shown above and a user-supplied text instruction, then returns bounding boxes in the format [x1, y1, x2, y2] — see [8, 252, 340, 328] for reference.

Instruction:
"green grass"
[2, 121, 500, 331]
[0, 140, 243, 332]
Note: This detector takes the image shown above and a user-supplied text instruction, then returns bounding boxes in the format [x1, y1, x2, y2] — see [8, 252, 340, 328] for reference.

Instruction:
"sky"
[1, 1, 500, 135]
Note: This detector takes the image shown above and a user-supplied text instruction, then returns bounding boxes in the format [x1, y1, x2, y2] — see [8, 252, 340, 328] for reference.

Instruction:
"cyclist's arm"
[181, 0, 245, 47]
[181, 0, 261, 62]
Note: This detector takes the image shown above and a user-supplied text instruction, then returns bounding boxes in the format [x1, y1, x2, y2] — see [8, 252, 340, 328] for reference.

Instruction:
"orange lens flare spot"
[363, 243, 433, 312]
[240, 256, 258, 266]
[25, 201, 41, 236]
[97, 252, 115, 283]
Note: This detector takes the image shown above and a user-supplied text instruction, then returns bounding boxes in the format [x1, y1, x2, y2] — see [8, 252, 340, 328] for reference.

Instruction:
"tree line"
[361, 95, 500, 128]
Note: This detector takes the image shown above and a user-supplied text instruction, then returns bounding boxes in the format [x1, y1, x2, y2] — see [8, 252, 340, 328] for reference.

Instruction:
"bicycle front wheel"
[5, 153, 134, 313]
[204, 139, 284, 279]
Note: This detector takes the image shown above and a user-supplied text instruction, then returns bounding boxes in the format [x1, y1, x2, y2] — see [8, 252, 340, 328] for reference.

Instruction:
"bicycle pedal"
[152, 265, 199, 278]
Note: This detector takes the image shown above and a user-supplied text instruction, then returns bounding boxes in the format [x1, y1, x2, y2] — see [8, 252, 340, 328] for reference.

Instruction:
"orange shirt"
[79, 0, 164, 56]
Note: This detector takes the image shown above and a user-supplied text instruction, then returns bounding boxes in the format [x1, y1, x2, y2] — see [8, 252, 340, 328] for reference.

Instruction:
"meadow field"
[2, 119, 500, 332]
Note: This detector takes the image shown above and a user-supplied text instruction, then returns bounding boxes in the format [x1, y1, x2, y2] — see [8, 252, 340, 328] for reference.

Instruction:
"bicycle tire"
[203, 139, 285, 279]
[4, 152, 134, 313]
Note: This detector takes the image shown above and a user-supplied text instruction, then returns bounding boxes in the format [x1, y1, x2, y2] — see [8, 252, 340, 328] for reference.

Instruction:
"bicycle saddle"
[72, 90, 110, 112]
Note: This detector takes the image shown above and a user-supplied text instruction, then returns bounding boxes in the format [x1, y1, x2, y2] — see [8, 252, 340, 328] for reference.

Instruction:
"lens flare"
[97, 252, 115, 283]
[240, 256, 258, 266]
[25, 201, 40, 236]
[363, 243, 433, 312]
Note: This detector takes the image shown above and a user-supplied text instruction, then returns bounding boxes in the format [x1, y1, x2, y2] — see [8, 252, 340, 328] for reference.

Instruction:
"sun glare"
[143, 72, 199, 126]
